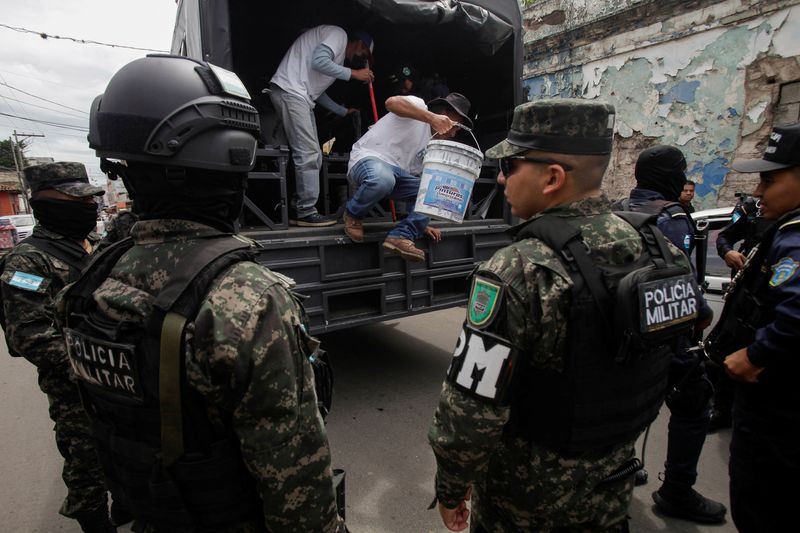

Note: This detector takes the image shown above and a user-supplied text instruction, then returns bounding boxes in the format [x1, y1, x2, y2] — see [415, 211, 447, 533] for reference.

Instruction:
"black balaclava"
[634, 145, 687, 202]
[30, 197, 98, 241]
[118, 162, 246, 233]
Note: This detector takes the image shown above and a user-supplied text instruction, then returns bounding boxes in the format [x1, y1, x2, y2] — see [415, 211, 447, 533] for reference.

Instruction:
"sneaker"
[343, 212, 364, 242]
[383, 237, 425, 262]
[290, 213, 337, 227]
[652, 486, 727, 524]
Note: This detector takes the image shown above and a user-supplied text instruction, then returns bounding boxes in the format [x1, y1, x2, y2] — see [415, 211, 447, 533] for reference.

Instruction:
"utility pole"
[11, 130, 44, 214]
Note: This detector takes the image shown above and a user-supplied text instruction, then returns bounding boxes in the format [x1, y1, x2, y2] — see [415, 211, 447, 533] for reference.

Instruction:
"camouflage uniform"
[1, 228, 107, 518]
[429, 99, 680, 532]
[65, 219, 344, 533]
[95, 210, 138, 252]
[0, 163, 108, 521]
[431, 196, 666, 531]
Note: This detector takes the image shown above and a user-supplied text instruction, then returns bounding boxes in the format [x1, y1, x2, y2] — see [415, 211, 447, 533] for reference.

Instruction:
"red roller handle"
[368, 81, 396, 221]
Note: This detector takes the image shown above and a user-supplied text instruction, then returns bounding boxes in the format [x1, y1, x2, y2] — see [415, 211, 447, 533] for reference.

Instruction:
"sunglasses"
[499, 156, 574, 176]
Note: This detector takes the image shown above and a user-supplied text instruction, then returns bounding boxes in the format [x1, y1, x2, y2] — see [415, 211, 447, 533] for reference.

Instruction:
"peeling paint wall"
[522, 0, 800, 208]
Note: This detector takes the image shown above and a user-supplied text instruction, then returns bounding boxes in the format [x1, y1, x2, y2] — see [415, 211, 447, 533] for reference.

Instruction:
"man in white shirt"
[270, 25, 374, 226]
[344, 93, 473, 261]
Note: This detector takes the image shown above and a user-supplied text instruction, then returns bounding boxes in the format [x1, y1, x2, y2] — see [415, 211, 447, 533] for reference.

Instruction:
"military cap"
[23, 162, 105, 198]
[486, 99, 616, 159]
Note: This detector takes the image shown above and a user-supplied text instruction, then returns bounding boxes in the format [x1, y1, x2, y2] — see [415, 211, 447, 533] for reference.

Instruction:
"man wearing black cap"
[343, 92, 472, 262]
[719, 123, 800, 532]
[429, 99, 700, 532]
[620, 145, 724, 524]
[0, 162, 114, 532]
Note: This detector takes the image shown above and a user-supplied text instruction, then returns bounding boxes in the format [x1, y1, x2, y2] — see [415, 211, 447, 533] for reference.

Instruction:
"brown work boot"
[344, 212, 364, 242]
[383, 237, 425, 262]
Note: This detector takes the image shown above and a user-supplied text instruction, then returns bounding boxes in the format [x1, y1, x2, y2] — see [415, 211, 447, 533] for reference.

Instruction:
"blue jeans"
[346, 157, 429, 240]
[269, 85, 321, 218]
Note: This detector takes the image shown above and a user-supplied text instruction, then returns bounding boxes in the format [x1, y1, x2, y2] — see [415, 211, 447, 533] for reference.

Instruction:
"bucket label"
[422, 169, 474, 215]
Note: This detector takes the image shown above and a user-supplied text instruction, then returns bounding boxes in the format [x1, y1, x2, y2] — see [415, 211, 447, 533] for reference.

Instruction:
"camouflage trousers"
[27, 353, 108, 518]
[468, 437, 635, 533]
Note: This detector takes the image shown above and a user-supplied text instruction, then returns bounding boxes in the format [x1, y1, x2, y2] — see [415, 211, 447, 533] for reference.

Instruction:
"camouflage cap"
[486, 99, 616, 159]
[23, 162, 104, 198]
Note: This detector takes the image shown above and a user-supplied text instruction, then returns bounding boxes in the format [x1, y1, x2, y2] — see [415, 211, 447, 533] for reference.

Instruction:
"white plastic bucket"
[414, 140, 484, 223]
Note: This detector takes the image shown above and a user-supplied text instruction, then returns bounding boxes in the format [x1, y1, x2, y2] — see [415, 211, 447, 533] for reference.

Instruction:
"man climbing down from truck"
[343, 92, 473, 262]
[269, 25, 375, 227]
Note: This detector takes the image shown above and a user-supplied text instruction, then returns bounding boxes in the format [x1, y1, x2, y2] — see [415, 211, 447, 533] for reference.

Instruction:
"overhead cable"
[0, 23, 169, 53]
[0, 82, 88, 114]
[0, 111, 88, 131]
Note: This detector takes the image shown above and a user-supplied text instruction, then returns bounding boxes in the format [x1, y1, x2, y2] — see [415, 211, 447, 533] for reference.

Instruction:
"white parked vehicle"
[5, 214, 36, 241]
[691, 206, 735, 331]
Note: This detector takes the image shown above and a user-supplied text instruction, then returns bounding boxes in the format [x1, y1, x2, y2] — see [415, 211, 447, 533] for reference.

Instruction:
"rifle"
[702, 243, 764, 365]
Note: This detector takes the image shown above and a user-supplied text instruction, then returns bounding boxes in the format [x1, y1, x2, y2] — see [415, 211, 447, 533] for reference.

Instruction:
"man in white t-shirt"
[344, 93, 473, 261]
[270, 25, 374, 227]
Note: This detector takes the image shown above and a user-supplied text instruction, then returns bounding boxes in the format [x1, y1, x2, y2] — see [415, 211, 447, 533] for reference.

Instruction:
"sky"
[0, 0, 179, 185]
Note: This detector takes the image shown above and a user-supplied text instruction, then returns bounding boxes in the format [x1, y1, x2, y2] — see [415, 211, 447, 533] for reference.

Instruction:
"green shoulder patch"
[468, 275, 504, 328]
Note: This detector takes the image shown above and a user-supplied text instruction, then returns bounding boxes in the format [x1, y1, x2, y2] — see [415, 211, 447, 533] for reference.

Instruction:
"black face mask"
[30, 198, 98, 241]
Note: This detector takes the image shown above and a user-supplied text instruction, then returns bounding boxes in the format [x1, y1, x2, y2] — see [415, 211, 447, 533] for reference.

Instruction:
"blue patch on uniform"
[769, 257, 799, 287]
[8, 271, 45, 291]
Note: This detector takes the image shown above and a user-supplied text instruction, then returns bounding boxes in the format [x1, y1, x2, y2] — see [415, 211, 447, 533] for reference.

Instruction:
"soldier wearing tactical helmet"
[58, 54, 344, 532]
[429, 99, 703, 532]
[0, 162, 115, 532]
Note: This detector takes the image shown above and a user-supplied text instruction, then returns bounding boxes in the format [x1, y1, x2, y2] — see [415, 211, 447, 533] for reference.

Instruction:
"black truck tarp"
[171, 0, 523, 134]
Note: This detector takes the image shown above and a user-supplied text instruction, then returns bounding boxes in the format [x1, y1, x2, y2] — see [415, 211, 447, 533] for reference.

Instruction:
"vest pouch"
[614, 263, 698, 363]
[166, 439, 262, 529]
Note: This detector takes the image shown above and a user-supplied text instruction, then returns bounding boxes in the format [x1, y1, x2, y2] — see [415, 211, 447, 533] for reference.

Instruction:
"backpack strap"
[151, 235, 257, 466]
[20, 235, 91, 278]
[519, 215, 613, 336]
[613, 211, 675, 269]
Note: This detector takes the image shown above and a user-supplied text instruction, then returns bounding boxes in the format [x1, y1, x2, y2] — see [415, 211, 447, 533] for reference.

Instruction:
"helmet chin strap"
[100, 158, 127, 181]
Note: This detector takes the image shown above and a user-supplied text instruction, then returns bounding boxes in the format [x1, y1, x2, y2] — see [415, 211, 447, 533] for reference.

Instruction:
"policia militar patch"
[468, 274, 504, 329]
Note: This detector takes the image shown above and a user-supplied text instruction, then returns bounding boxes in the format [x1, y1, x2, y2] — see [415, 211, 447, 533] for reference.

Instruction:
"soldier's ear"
[542, 164, 566, 195]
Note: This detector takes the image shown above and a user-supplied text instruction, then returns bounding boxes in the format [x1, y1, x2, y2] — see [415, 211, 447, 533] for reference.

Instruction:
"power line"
[0, 81, 88, 114]
[0, 73, 53, 158]
[0, 112, 88, 131]
[1, 94, 87, 119]
[0, 23, 169, 53]
[0, 68, 85, 90]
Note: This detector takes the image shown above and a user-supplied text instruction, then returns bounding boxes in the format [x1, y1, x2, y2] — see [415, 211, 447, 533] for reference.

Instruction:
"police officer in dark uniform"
[620, 145, 725, 524]
[721, 122, 800, 532]
[709, 195, 774, 431]
[0, 163, 115, 532]
[57, 55, 344, 532]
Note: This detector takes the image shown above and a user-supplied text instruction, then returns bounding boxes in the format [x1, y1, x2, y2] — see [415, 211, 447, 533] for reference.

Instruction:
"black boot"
[707, 408, 732, 432]
[110, 500, 134, 527]
[75, 506, 117, 533]
[652, 482, 727, 524]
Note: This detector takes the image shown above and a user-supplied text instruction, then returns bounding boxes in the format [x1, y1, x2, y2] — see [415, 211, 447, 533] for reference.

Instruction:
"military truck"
[171, 0, 523, 334]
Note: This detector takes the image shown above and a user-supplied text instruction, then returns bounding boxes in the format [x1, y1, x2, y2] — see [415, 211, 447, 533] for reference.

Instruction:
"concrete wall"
[521, 0, 800, 208]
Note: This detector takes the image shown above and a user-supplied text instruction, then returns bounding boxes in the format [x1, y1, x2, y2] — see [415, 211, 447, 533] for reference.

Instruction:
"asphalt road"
[1, 307, 736, 532]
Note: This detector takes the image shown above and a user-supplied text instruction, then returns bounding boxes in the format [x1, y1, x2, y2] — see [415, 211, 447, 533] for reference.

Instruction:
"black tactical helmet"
[89, 54, 260, 172]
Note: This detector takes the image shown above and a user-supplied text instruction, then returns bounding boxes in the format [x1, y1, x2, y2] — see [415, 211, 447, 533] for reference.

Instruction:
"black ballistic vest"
[62, 234, 264, 531]
[506, 213, 695, 454]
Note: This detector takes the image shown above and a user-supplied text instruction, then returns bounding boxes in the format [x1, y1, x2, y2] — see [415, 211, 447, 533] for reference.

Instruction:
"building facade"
[521, 0, 800, 207]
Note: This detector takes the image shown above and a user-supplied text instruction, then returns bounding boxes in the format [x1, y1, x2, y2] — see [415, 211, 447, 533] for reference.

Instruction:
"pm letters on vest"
[639, 274, 698, 333]
[449, 327, 512, 401]
[65, 328, 142, 401]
